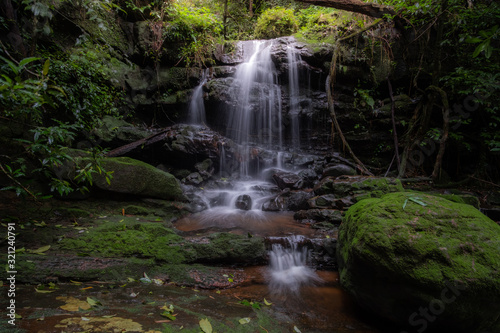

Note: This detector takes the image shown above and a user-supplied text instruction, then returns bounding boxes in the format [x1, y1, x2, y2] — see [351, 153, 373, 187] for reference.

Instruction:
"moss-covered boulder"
[95, 157, 186, 201]
[93, 116, 150, 146]
[314, 176, 403, 199]
[338, 192, 500, 333]
[60, 218, 267, 266]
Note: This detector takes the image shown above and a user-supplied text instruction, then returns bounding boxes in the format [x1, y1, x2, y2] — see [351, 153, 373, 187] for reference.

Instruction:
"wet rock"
[189, 232, 267, 264]
[273, 171, 301, 190]
[213, 42, 245, 65]
[294, 209, 343, 225]
[297, 168, 318, 188]
[195, 159, 215, 180]
[184, 172, 203, 185]
[262, 190, 313, 212]
[92, 116, 151, 147]
[338, 192, 500, 333]
[308, 194, 336, 208]
[322, 164, 357, 178]
[314, 176, 403, 199]
[235, 194, 252, 210]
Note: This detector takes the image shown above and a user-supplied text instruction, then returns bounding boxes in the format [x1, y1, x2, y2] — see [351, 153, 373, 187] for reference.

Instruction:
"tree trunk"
[0, 0, 27, 58]
[223, 0, 229, 39]
[295, 0, 395, 18]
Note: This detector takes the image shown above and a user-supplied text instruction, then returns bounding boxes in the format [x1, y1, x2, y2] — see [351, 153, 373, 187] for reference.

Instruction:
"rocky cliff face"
[43, 3, 412, 173]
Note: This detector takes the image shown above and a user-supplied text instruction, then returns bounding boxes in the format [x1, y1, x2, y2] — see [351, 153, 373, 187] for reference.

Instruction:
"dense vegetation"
[0, 0, 498, 199]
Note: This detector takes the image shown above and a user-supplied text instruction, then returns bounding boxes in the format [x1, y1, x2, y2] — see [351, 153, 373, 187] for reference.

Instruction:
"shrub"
[255, 7, 299, 39]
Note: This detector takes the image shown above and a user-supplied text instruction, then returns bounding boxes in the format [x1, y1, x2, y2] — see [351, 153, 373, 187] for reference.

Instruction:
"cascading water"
[188, 68, 209, 124]
[267, 235, 322, 295]
[226, 40, 283, 176]
[287, 44, 301, 148]
[180, 38, 321, 296]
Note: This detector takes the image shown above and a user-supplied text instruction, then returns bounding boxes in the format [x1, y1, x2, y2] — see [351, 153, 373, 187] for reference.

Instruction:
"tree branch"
[295, 0, 395, 19]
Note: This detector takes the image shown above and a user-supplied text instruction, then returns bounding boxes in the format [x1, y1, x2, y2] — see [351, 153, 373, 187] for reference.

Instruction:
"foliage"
[48, 46, 123, 131]
[0, 56, 63, 124]
[0, 53, 115, 199]
[163, 1, 223, 66]
[255, 7, 298, 39]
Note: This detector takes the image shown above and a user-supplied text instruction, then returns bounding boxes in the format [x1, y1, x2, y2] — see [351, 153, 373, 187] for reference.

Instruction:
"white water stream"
[186, 38, 320, 295]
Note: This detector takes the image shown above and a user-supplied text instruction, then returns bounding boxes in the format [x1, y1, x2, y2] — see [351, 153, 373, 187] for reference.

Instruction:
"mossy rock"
[95, 157, 186, 201]
[93, 116, 150, 144]
[60, 218, 266, 266]
[60, 219, 189, 264]
[189, 233, 267, 264]
[314, 176, 403, 199]
[338, 192, 500, 333]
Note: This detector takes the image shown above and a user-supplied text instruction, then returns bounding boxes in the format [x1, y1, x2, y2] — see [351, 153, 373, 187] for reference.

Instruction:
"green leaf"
[19, 57, 41, 68]
[35, 288, 55, 293]
[28, 245, 51, 254]
[264, 298, 272, 306]
[408, 197, 427, 206]
[465, 37, 482, 44]
[402, 199, 408, 210]
[199, 318, 212, 333]
[160, 311, 176, 320]
[239, 317, 251, 324]
[86, 296, 102, 307]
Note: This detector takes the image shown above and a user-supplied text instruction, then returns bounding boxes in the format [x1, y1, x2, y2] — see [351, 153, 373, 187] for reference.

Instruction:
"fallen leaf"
[86, 297, 102, 307]
[35, 288, 55, 293]
[239, 317, 251, 325]
[264, 298, 272, 306]
[28, 245, 50, 254]
[199, 318, 212, 333]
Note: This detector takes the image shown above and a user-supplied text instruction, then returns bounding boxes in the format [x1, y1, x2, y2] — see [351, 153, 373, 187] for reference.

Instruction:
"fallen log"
[296, 0, 395, 19]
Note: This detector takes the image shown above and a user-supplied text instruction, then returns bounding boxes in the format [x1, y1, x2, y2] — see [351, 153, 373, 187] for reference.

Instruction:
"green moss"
[91, 156, 186, 201]
[61, 219, 187, 264]
[315, 176, 403, 199]
[338, 191, 500, 332]
[190, 233, 266, 263]
[57, 207, 91, 218]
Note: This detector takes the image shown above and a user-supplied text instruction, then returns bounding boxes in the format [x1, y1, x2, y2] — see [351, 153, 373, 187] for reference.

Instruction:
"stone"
[294, 209, 343, 225]
[314, 176, 403, 198]
[95, 157, 186, 201]
[322, 164, 357, 178]
[93, 116, 150, 146]
[272, 171, 301, 190]
[308, 194, 336, 208]
[338, 192, 500, 333]
[235, 194, 252, 210]
[262, 190, 312, 212]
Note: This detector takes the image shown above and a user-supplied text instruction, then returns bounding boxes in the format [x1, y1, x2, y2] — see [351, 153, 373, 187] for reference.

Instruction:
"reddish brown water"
[2, 269, 393, 333]
[175, 211, 325, 238]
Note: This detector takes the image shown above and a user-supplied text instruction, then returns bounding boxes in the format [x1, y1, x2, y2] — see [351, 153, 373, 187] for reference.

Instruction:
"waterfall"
[188, 68, 209, 124]
[226, 40, 282, 176]
[287, 44, 301, 149]
[267, 235, 322, 295]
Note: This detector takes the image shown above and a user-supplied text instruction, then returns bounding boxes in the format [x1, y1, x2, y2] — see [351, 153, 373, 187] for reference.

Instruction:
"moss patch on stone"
[338, 191, 500, 332]
[314, 176, 403, 200]
[60, 219, 188, 264]
[94, 156, 186, 201]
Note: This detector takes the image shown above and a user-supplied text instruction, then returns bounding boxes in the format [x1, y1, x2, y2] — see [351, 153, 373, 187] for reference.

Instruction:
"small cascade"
[188, 69, 209, 124]
[267, 235, 322, 295]
[219, 143, 226, 177]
